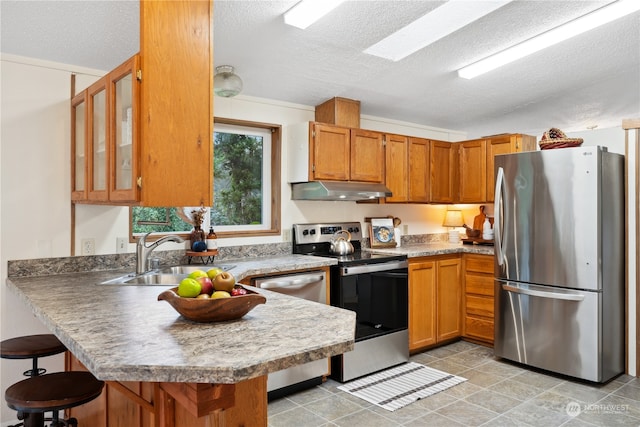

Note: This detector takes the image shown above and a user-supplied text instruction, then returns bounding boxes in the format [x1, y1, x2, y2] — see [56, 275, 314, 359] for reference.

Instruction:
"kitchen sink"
[99, 264, 236, 285]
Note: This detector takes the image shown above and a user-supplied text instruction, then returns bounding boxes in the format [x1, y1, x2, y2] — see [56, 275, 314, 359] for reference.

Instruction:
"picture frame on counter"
[369, 217, 397, 248]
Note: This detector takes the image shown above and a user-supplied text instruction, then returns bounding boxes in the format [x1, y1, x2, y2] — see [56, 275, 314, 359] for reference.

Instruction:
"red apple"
[231, 286, 248, 296]
[213, 272, 235, 292]
[196, 276, 214, 295]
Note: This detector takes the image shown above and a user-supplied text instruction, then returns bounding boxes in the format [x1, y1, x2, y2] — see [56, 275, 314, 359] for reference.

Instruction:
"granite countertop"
[366, 241, 494, 257]
[6, 254, 355, 385]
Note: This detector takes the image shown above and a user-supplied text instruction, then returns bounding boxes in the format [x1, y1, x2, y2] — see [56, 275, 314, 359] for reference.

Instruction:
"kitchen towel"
[337, 362, 466, 411]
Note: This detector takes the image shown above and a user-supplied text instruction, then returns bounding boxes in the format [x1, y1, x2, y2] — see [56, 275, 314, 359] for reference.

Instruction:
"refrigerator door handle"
[494, 166, 506, 266]
[502, 284, 585, 301]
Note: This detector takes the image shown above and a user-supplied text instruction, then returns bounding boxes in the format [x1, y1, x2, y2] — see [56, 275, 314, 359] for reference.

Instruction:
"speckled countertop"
[366, 241, 494, 257]
[6, 245, 492, 385]
[6, 254, 356, 384]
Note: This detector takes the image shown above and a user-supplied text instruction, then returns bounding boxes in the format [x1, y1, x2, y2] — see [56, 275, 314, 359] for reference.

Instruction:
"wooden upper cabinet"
[350, 129, 384, 183]
[486, 134, 536, 202]
[430, 140, 457, 203]
[311, 123, 351, 181]
[139, 0, 213, 207]
[384, 133, 408, 202]
[408, 137, 430, 203]
[72, 1, 213, 206]
[72, 55, 141, 204]
[309, 123, 384, 183]
[458, 139, 487, 203]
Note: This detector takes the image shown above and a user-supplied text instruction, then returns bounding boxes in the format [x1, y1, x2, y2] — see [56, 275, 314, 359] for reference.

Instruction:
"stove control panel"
[293, 222, 363, 244]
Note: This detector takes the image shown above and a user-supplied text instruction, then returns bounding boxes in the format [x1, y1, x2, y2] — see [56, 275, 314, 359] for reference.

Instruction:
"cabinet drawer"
[465, 256, 494, 274]
[464, 316, 494, 342]
[466, 295, 494, 317]
[465, 274, 494, 297]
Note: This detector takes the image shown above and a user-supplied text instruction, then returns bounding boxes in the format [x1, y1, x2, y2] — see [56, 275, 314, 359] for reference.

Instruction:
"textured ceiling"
[2, 0, 639, 139]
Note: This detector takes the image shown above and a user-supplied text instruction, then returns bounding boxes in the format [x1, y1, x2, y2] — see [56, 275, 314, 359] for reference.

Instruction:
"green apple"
[206, 267, 224, 281]
[177, 278, 202, 298]
[188, 269, 208, 280]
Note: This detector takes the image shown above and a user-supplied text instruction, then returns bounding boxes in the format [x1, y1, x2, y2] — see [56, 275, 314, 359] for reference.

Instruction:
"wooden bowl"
[466, 229, 481, 238]
[158, 286, 266, 323]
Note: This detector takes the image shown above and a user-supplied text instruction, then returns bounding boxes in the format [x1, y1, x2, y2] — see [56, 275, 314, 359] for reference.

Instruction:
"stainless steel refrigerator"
[493, 146, 624, 383]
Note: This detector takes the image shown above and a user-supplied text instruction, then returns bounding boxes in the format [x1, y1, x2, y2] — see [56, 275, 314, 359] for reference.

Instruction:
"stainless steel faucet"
[136, 232, 185, 274]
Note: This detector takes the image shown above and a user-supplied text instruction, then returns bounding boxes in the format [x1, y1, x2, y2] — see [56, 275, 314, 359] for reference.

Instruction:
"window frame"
[129, 117, 281, 242]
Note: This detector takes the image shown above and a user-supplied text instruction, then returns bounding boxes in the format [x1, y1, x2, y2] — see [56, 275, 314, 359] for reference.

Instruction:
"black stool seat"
[5, 371, 104, 427]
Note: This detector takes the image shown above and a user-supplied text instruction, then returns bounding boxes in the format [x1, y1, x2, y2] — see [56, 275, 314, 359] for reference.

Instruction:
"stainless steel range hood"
[291, 181, 392, 201]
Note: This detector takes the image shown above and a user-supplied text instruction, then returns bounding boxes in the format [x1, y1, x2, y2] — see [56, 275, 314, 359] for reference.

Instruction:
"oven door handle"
[340, 260, 408, 276]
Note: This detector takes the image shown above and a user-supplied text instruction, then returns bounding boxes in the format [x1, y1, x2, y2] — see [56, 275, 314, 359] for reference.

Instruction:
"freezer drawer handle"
[502, 284, 585, 301]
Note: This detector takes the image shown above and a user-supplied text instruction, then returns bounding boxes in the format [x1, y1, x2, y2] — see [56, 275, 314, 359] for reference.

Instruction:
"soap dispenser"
[482, 217, 494, 240]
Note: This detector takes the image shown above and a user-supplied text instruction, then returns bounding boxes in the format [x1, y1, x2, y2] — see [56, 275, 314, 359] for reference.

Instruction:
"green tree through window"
[212, 131, 263, 226]
[131, 119, 280, 239]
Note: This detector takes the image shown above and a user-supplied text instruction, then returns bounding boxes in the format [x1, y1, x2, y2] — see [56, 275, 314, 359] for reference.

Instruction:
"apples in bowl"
[157, 269, 266, 322]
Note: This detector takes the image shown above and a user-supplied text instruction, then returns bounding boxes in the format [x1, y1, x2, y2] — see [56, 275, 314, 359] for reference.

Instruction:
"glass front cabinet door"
[71, 92, 87, 201]
[87, 78, 108, 201]
[109, 55, 139, 202]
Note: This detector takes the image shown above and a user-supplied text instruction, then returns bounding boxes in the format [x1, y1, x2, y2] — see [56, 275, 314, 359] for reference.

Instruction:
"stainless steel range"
[293, 222, 409, 382]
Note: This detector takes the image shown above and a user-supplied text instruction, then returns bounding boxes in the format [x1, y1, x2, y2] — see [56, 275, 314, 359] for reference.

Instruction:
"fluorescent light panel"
[458, 0, 640, 79]
[284, 0, 346, 30]
[364, 0, 514, 62]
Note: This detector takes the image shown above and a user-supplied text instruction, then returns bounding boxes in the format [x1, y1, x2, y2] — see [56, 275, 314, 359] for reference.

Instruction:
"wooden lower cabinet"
[408, 255, 461, 352]
[66, 354, 267, 427]
[462, 254, 495, 345]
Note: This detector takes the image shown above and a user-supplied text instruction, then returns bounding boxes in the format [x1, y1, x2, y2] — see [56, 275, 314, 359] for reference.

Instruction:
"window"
[131, 118, 281, 240]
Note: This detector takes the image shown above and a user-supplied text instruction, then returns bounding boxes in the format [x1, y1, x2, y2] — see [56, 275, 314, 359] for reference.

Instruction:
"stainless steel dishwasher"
[253, 270, 328, 399]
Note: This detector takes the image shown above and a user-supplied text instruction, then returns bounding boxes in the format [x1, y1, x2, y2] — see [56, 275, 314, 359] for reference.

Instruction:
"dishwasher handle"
[256, 274, 325, 291]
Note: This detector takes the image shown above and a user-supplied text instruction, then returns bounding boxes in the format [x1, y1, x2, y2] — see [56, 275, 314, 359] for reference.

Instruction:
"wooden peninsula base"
[67, 354, 267, 427]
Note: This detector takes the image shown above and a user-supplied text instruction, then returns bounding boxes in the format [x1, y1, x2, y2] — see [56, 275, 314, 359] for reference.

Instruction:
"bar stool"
[2, 334, 68, 426]
[1, 334, 67, 377]
[5, 371, 104, 427]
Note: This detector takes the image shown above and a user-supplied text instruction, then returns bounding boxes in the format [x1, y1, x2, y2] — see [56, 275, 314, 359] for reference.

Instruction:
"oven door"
[332, 260, 408, 341]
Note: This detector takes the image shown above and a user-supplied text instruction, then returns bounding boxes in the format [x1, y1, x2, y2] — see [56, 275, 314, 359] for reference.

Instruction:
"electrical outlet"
[81, 238, 95, 256]
[282, 229, 292, 242]
[402, 224, 409, 235]
[116, 237, 128, 254]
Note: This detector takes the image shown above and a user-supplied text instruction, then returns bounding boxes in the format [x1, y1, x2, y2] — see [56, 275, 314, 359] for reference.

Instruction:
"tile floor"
[268, 340, 640, 426]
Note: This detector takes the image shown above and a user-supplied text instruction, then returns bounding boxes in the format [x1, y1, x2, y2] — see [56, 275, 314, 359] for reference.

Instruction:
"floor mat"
[337, 362, 467, 411]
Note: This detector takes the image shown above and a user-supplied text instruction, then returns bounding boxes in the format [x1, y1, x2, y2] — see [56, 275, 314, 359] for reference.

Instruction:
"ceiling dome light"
[214, 65, 243, 97]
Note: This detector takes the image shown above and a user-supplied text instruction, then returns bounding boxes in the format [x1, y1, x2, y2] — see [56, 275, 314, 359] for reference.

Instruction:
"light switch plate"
[116, 237, 128, 254]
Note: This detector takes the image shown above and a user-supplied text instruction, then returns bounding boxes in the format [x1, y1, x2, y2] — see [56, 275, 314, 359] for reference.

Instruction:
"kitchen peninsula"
[6, 255, 355, 426]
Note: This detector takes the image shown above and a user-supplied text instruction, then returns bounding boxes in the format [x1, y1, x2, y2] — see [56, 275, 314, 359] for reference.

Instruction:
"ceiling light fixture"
[284, 0, 346, 30]
[364, 0, 513, 62]
[214, 65, 243, 98]
[458, 0, 640, 79]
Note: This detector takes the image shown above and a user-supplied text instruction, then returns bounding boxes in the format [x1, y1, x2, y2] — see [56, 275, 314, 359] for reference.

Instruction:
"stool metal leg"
[21, 412, 44, 427]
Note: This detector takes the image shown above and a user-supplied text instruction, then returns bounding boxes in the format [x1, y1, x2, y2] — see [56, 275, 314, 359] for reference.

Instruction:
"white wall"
[0, 54, 104, 424]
